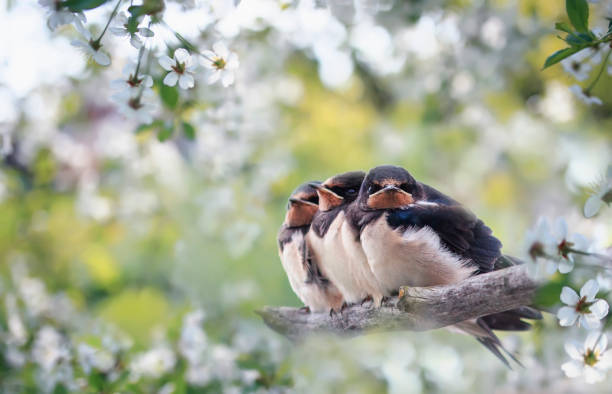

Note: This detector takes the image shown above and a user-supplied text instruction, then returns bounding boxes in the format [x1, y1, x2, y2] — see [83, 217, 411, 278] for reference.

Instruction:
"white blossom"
[71, 39, 111, 66]
[38, 0, 87, 33]
[179, 309, 208, 365]
[584, 166, 612, 218]
[557, 280, 609, 330]
[202, 42, 240, 87]
[77, 343, 115, 374]
[32, 326, 70, 372]
[569, 85, 603, 106]
[109, 11, 154, 49]
[562, 332, 612, 384]
[561, 50, 592, 81]
[114, 88, 157, 124]
[129, 345, 176, 380]
[159, 48, 196, 89]
[4, 294, 27, 346]
[525, 217, 590, 274]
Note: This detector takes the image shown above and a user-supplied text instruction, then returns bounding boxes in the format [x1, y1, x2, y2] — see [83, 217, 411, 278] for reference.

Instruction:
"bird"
[306, 171, 383, 310]
[277, 182, 344, 313]
[347, 164, 541, 365]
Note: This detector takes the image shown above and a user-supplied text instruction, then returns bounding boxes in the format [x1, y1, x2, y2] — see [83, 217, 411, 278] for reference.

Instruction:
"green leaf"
[182, 122, 196, 140]
[566, 0, 589, 33]
[543, 47, 580, 69]
[62, 0, 109, 11]
[533, 277, 570, 308]
[565, 33, 588, 46]
[127, 0, 165, 17]
[159, 83, 179, 110]
[157, 125, 174, 141]
[554, 22, 573, 34]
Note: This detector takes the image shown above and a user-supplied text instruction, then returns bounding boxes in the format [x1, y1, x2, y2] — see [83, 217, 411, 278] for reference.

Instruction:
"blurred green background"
[0, 0, 611, 392]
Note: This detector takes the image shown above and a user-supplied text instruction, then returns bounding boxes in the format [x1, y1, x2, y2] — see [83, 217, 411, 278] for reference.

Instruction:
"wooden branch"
[257, 265, 539, 341]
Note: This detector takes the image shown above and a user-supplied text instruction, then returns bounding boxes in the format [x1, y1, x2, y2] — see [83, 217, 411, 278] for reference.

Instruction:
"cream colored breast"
[361, 215, 475, 295]
[307, 212, 366, 303]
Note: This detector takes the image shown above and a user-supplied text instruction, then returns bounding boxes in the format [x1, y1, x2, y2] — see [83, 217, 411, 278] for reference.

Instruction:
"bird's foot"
[340, 301, 349, 315]
[298, 306, 311, 314]
[360, 295, 373, 307]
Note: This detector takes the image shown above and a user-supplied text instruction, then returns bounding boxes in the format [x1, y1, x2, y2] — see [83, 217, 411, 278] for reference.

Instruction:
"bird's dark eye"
[400, 183, 411, 192]
[368, 184, 382, 195]
[331, 186, 344, 196]
[306, 195, 318, 204]
[346, 188, 357, 195]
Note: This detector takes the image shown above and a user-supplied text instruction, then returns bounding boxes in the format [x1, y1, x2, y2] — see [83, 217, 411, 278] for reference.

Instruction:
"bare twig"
[257, 265, 539, 341]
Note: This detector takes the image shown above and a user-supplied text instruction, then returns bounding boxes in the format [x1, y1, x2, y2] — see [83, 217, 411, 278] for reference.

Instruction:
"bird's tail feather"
[452, 319, 521, 368]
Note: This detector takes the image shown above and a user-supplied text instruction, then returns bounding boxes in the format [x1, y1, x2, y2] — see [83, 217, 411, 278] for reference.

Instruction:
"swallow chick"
[306, 171, 382, 310]
[350, 165, 541, 366]
[278, 182, 344, 313]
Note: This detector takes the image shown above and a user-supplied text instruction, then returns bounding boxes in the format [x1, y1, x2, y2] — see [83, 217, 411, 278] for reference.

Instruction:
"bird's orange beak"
[309, 182, 343, 212]
[367, 184, 413, 209]
[285, 197, 318, 227]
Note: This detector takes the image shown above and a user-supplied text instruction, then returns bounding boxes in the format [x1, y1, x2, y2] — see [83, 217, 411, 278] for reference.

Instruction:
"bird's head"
[309, 171, 365, 212]
[359, 165, 421, 210]
[284, 182, 320, 227]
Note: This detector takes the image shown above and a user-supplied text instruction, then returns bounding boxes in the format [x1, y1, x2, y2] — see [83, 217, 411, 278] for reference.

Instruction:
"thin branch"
[257, 265, 539, 342]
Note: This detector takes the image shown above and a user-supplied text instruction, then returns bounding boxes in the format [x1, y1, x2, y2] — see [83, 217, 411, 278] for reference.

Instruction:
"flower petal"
[580, 314, 601, 330]
[174, 48, 190, 64]
[558, 259, 574, 274]
[212, 41, 229, 58]
[94, 51, 111, 66]
[545, 260, 558, 275]
[584, 366, 605, 384]
[554, 217, 568, 240]
[143, 75, 153, 88]
[558, 306, 579, 326]
[560, 286, 579, 305]
[580, 279, 599, 301]
[130, 35, 143, 49]
[584, 195, 603, 218]
[109, 26, 128, 36]
[589, 299, 609, 320]
[159, 56, 175, 71]
[585, 332, 601, 350]
[561, 360, 583, 378]
[139, 27, 154, 37]
[178, 74, 195, 89]
[163, 72, 179, 87]
[202, 50, 216, 60]
[221, 71, 235, 87]
[226, 53, 239, 69]
[565, 341, 583, 360]
[207, 71, 221, 84]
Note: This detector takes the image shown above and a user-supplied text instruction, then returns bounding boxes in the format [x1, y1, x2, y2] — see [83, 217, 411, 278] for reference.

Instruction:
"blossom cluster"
[38, 0, 240, 126]
[525, 213, 611, 383]
[0, 265, 288, 393]
[546, 0, 612, 105]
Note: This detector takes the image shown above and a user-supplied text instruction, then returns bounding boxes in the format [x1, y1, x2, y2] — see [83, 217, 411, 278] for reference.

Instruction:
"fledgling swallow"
[348, 165, 541, 365]
[306, 171, 382, 309]
[278, 182, 344, 313]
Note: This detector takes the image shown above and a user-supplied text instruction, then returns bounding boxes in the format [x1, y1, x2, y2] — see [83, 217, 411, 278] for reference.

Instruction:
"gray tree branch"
[257, 265, 539, 341]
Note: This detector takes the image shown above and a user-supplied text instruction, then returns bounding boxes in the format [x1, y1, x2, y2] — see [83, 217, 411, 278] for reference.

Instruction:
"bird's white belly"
[279, 231, 341, 312]
[361, 215, 475, 296]
[340, 220, 384, 305]
[307, 212, 368, 304]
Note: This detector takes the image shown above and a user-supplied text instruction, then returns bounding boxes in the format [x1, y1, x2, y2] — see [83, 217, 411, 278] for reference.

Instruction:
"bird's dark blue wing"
[387, 204, 502, 274]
